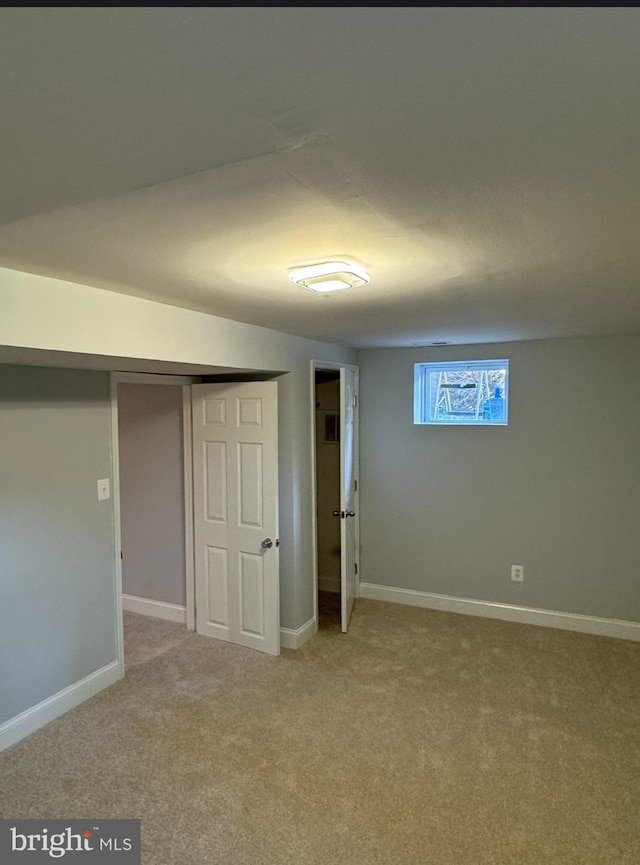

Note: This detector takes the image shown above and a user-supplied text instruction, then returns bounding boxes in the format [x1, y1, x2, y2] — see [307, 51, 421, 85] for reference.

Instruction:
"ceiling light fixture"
[288, 260, 370, 293]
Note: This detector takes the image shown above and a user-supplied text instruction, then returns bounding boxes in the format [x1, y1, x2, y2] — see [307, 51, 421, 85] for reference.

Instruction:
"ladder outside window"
[414, 359, 509, 426]
[434, 370, 492, 420]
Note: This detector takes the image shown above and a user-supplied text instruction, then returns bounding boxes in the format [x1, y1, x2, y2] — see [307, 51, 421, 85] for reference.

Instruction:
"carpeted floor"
[1, 599, 639, 865]
[124, 611, 191, 668]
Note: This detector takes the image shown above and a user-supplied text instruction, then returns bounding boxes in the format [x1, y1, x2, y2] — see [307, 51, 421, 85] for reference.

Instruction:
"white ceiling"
[1, 7, 640, 348]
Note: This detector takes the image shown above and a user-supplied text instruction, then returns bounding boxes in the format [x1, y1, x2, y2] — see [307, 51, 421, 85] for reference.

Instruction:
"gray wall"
[118, 383, 186, 606]
[358, 336, 640, 623]
[0, 366, 116, 724]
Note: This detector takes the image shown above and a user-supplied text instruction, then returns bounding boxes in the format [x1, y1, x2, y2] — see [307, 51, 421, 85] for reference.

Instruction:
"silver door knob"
[346, 511, 356, 517]
[332, 510, 343, 518]
[261, 538, 273, 549]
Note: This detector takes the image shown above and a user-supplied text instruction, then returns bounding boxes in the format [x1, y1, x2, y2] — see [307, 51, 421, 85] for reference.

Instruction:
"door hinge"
[353, 394, 358, 407]
[355, 563, 358, 575]
[354, 479, 358, 492]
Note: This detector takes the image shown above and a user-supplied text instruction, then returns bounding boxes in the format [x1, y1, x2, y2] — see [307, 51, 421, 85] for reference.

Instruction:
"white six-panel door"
[192, 382, 280, 655]
[340, 367, 358, 633]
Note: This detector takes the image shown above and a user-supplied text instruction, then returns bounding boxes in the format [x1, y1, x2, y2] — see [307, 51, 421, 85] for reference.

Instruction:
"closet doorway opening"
[314, 369, 342, 630]
[112, 373, 197, 671]
[312, 361, 359, 634]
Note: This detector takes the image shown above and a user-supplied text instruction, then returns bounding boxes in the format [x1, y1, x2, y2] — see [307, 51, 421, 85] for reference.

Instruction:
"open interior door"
[340, 366, 358, 633]
[192, 381, 280, 655]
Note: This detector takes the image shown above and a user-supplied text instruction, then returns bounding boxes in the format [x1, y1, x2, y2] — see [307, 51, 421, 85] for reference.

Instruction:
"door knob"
[346, 511, 356, 517]
[261, 538, 273, 549]
[332, 510, 344, 518]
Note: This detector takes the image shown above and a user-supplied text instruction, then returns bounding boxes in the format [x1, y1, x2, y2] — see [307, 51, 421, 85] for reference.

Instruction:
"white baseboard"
[280, 617, 316, 650]
[0, 660, 121, 753]
[318, 577, 341, 594]
[122, 594, 187, 624]
[359, 582, 640, 643]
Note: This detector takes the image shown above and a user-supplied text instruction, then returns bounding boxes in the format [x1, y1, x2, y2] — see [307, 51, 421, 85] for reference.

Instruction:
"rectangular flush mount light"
[288, 260, 370, 292]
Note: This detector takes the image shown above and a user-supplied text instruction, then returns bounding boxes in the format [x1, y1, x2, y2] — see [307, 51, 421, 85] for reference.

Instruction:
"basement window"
[413, 360, 509, 425]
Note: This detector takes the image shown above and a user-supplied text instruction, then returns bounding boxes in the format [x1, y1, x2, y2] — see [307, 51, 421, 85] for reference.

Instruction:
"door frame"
[110, 372, 200, 671]
[310, 360, 360, 629]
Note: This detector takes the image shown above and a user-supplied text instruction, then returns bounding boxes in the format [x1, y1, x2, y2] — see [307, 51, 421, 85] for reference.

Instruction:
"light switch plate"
[97, 478, 110, 501]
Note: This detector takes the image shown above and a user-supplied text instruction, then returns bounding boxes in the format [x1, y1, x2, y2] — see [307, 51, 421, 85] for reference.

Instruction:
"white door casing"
[340, 367, 358, 633]
[192, 382, 280, 655]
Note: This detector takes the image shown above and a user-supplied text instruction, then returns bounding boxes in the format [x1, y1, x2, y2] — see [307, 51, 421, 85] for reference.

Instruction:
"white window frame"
[413, 359, 509, 426]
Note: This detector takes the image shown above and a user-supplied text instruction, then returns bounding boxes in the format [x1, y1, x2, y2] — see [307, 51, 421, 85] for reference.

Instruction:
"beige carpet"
[1, 599, 639, 865]
[124, 611, 191, 668]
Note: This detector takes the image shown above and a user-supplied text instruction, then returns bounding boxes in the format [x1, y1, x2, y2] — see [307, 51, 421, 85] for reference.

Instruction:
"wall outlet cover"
[511, 564, 524, 582]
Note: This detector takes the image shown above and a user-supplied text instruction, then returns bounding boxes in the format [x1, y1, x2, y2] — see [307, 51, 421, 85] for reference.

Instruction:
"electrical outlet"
[97, 478, 110, 501]
[511, 564, 524, 582]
